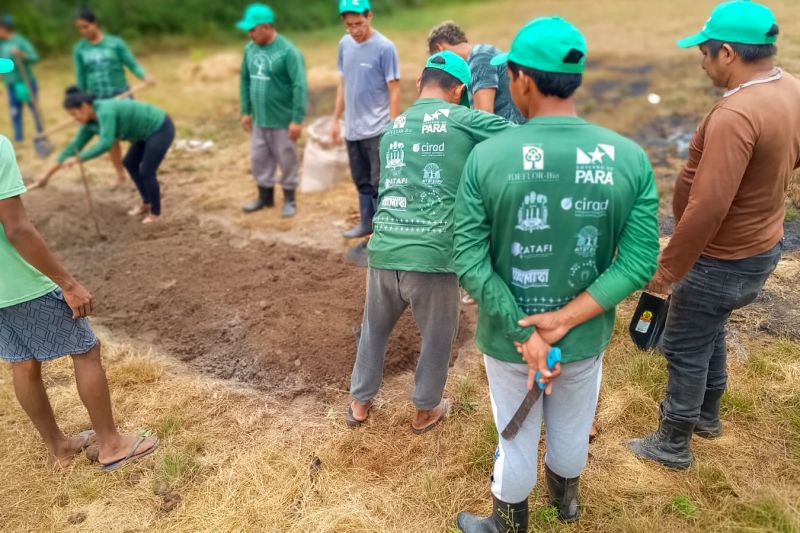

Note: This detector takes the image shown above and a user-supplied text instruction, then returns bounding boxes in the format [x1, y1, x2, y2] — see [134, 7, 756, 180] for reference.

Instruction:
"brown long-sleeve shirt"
[660, 70, 800, 282]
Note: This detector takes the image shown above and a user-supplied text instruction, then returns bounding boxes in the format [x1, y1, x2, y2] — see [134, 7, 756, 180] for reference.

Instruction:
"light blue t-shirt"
[337, 30, 400, 141]
[467, 44, 526, 125]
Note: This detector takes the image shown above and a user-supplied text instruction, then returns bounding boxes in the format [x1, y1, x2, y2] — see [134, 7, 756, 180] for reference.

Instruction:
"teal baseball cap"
[236, 3, 275, 31]
[0, 58, 13, 74]
[425, 50, 471, 105]
[491, 17, 586, 74]
[678, 1, 778, 48]
[339, 0, 371, 15]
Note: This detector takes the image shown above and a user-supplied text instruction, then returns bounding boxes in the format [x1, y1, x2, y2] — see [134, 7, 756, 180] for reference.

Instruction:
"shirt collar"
[723, 68, 783, 98]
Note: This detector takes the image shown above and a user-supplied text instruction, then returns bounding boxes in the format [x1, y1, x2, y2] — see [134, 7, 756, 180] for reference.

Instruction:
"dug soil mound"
[26, 187, 474, 396]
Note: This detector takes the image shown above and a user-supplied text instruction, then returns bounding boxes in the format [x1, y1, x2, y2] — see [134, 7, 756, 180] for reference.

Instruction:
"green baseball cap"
[677, 1, 778, 48]
[425, 51, 471, 106]
[0, 58, 13, 74]
[491, 17, 586, 74]
[339, 0, 371, 15]
[236, 3, 275, 31]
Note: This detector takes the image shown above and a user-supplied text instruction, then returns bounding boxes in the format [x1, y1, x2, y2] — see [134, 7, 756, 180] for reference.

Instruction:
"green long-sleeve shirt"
[368, 98, 514, 272]
[453, 116, 660, 364]
[0, 34, 38, 87]
[57, 99, 166, 163]
[240, 35, 307, 128]
[73, 35, 145, 99]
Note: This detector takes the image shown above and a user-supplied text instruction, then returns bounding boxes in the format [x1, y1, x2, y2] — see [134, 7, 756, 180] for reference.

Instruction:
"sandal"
[346, 400, 372, 427]
[100, 433, 160, 472]
[412, 399, 451, 435]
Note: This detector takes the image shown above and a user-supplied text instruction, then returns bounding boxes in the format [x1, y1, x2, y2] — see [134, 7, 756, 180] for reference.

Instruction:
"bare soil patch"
[24, 186, 473, 395]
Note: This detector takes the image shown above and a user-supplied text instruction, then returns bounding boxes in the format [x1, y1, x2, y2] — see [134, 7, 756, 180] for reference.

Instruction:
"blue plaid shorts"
[0, 289, 97, 363]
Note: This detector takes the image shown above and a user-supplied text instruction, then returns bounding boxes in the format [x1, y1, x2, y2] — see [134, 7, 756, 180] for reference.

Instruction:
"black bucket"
[629, 292, 670, 351]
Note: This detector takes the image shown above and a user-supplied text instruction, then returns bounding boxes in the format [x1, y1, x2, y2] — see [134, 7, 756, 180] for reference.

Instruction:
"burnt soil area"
[25, 187, 474, 396]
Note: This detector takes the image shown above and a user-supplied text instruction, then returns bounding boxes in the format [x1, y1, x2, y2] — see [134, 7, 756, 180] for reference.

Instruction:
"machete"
[500, 347, 562, 440]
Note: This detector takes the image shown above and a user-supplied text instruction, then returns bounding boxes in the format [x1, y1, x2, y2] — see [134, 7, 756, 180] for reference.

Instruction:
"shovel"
[32, 81, 151, 159]
[77, 161, 107, 241]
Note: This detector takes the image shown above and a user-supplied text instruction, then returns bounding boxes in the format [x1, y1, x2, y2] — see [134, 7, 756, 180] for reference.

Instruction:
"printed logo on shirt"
[522, 145, 545, 171]
[511, 242, 554, 259]
[576, 144, 615, 186]
[419, 189, 444, 216]
[575, 226, 600, 258]
[568, 261, 599, 289]
[385, 142, 406, 174]
[422, 163, 443, 187]
[412, 142, 445, 157]
[511, 268, 550, 289]
[516, 192, 550, 232]
[381, 195, 408, 211]
[422, 109, 450, 134]
[393, 116, 407, 129]
[250, 52, 273, 80]
[561, 197, 609, 218]
[383, 176, 408, 189]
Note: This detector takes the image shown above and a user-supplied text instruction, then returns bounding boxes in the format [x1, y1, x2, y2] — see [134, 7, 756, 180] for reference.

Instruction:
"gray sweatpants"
[251, 126, 299, 190]
[350, 268, 460, 409]
[485, 353, 603, 503]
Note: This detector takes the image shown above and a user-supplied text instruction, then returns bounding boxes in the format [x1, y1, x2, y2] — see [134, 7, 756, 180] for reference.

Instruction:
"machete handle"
[534, 347, 562, 390]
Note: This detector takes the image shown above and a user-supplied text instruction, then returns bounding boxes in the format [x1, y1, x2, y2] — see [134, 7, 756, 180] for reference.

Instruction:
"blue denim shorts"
[0, 289, 97, 363]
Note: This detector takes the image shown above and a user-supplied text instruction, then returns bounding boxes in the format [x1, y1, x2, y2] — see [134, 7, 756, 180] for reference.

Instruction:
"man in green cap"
[629, 0, 799, 469]
[346, 51, 513, 433]
[333, 0, 401, 242]
[238, 3, 307, 218]
[0, 15, 43, 142]
[454, 17, 659, 531]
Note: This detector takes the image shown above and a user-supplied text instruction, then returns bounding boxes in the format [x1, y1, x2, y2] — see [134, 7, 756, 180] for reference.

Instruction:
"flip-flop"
[412, 399, 451, 435]
[100, 433, 160, 473]
[346, 401, 371, 427]
[78, 430, 96, 450]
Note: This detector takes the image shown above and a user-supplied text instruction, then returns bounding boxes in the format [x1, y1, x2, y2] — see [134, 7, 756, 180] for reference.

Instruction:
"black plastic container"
[629, 292, 670, 351]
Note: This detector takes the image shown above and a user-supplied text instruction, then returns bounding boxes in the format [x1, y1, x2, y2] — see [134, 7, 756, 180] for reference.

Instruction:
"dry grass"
[2, 0, 800, 531]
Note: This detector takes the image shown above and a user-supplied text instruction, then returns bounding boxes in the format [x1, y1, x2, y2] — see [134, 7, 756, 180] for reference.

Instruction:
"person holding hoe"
[0, 15, 44, 143]
[32, 87, 174, 225]
[0, 57, 159, 472]
[73, 7, 155, 188]
[237, 3, 308, 218]
[453, 17, 659, 530]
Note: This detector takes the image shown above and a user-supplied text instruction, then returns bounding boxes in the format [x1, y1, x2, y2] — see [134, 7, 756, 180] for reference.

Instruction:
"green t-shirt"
[58, 99, 167, 163]
[240, 35, 307, 129]
[454, 116, 660, 364]
[368, 98, 514, 272]
[0, 34, 38, 87]
[0, 136, 57, 309]
[73, 35, 146, 99]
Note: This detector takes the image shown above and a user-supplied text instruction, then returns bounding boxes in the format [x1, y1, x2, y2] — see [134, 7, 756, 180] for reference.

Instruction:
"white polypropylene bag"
[300, 117, 349, 193]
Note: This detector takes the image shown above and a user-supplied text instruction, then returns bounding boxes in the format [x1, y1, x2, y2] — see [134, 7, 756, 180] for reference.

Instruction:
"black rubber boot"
[343, 193, 375, 238]
[545, 464, 580, 523]
[282, 188, 297, 218]
[456, 495, 528, 533]
[628, 412, 694, 469]
[242, 186, 274, 213]
[695, 389, 724, 439]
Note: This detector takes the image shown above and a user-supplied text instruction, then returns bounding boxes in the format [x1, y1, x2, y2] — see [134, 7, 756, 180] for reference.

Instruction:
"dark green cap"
[491, 17, 586, 74]
[425, 51, 471, 106]
[678, 1, 778, 48]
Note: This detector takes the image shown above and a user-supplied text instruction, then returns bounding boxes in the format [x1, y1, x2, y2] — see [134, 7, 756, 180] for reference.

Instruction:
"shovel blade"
[34, 136, 54, 159]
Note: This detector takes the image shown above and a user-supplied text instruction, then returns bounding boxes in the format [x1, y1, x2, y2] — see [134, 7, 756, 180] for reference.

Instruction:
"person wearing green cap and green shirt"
[333, 0, 401, 244]
[629, 1, 799, 470]
[73, 7, 155, 189]
[347, 51, 513, 433]
[0, 58, 160, 472]
[237, 3, 307, 218]
[453, 17, 659, 531]
[0, 16, 44, 142]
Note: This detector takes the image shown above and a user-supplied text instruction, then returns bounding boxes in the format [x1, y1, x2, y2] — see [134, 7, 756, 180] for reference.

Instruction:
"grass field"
[1, 0, 800, 532]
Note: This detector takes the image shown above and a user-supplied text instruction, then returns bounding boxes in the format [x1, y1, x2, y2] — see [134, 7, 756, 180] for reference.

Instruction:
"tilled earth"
[24, 185, 473, 396]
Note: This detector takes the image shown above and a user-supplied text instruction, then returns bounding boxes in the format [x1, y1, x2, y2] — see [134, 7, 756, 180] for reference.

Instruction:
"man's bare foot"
[96, 433, 159, 466]
[350, 400, 370, 423]
[50, 432, 95, 468]
[141, 214, 160, 225]
[128, 204, 150, 217]
[412, 398, 451, 434]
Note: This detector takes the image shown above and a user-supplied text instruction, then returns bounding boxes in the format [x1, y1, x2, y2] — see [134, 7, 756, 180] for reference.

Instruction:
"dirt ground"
[24, 184, 473, 395]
